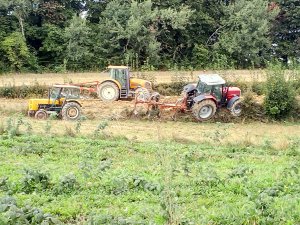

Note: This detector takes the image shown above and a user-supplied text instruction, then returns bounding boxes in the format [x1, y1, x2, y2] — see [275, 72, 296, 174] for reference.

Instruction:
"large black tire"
[135, 87, 150, 102]
[192, 100, 217, 121]
[62, 102, 81, 121]
[97, 82, 119, 102]
[35, 110, 48, 120]
[229, 99, 242, 117]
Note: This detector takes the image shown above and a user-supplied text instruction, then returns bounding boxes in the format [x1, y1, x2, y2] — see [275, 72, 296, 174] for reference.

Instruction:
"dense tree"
[38, 24, 65, 69]
[1, 32, 34, 71]
[0, 0, 298, 73]
[65, 15, 93, 70]
[0, 0, 35, 37]
[94, 0, 192, 68]
[212, 0, 279, 68]
[271, 0, 300, 63]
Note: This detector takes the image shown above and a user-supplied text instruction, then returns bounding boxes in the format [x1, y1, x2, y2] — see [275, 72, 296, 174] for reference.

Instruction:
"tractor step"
[120, 89, 128, 98]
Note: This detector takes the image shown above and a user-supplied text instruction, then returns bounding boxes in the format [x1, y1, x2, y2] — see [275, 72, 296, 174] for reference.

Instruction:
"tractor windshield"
[110, 68, 127, 87]
[50, 87, 61, 100]
[196, 82, 211, 94]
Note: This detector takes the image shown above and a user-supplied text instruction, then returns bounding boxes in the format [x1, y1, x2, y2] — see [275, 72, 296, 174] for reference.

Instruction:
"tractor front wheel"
[98, 82, 119, 102]
[192, 100, 216, 121]
[35, 110, 48, 120]
[229, 99, 242, 117]
[62, 102, 81, 121]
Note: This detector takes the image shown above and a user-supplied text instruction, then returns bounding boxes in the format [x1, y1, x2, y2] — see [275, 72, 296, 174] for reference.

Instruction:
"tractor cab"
[49, 85, 80, 101]
[28, 85, 82, 120]
[196, 74, 226, 103]
[108, 66, 130, 90]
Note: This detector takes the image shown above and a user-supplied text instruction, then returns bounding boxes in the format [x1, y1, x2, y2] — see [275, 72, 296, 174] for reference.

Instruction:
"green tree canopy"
[94, 0, 192, 68]
[213, 0, 279, 68]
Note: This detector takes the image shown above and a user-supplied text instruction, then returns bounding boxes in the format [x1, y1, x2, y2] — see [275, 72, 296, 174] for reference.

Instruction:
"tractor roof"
[199, 74, 225, 85]
[107, 65, 129, 69]
[53, 84, 80, 89]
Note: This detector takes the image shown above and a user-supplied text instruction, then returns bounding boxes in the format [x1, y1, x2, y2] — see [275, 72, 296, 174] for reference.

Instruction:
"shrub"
[21, 169, 51, 193]
[93, 121, 109, 138]
[54, 173, 78, 195]
[3, 117, 24, 138]
[0, 196, 61, 224]
[264, 64, 296, 119]
[0, 177, 9, 192]
[154, 82, 188, 96]
[242, 91, 266, 120]
[0, 83, 48, 99]
[251, 81, 266, 95]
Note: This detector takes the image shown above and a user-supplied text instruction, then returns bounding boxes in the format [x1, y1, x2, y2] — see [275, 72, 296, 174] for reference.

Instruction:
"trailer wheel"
[192, 100, 216, 121]
[98, 82, 119, 102]
[229, 99, 242, 117]
[62, 102, 81, 121]
[35, 110, 48, 120]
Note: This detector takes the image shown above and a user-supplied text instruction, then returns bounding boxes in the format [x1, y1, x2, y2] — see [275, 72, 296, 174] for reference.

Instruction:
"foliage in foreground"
[0, 133, 300, 224]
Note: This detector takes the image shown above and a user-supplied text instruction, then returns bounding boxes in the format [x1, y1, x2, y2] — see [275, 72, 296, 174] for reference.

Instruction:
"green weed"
[21, 169, 51, 193]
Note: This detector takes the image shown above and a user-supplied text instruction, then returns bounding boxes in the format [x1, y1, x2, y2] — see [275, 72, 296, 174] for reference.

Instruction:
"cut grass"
[0, 114, 299, 149]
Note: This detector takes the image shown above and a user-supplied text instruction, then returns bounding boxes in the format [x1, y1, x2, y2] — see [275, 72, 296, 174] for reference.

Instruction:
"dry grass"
[0, 69, 267, 87]
[0, 98, 299, 147]
[0, 112, 299, 148]
[0, 99, 28, 115]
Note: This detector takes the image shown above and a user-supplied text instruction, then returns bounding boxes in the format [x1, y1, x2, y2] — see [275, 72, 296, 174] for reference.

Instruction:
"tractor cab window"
[110, 69, 127, 87]
[50, 87, 61, 99]
[212, 85, 223, 101]
[196, 82, 211, 94]
[61, 88, 80, 99]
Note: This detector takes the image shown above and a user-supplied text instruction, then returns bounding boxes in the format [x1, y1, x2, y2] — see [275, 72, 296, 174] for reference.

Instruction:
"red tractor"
[134, 74, 242, 121]
[183, 74, 242, 121]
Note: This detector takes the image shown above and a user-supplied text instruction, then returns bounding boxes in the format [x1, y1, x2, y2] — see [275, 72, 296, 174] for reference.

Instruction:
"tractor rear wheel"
[192, 100, 217, 121]
[35, 110, 48, 120]
[62, 102, 81, 121]
[229, 99, 242, 117]
[98, 82, 119, 102]
[135, 87, 151, 102]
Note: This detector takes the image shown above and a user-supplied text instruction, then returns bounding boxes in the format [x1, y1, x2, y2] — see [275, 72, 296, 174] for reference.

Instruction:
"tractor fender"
[227, 96, 240, 109]
[100, 79, 121, 90]
[193, 95, 217, 104]
[65, 100, 82, 107]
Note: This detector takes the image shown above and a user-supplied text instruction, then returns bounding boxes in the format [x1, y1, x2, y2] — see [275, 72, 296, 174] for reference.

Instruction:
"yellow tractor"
[97, 65, 152, 102]
[28, 85, 82, 120]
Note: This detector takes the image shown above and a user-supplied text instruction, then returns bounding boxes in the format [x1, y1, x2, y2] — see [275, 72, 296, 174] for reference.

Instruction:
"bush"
[54, 173, 79, 195]
[0, 196, 60, 224]
[0, 83, 48, 99]
[264, 64, 296, 119]
[154, 82, 188, 96]
[21, 169, 51, 193]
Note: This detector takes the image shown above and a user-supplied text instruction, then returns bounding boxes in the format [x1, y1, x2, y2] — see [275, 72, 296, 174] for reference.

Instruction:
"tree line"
[0, 0, 299, 73]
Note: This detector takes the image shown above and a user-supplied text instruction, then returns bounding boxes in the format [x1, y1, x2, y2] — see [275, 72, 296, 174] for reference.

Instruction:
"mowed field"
[0, 98, 299, 149]
[0, 69, 266, 86]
